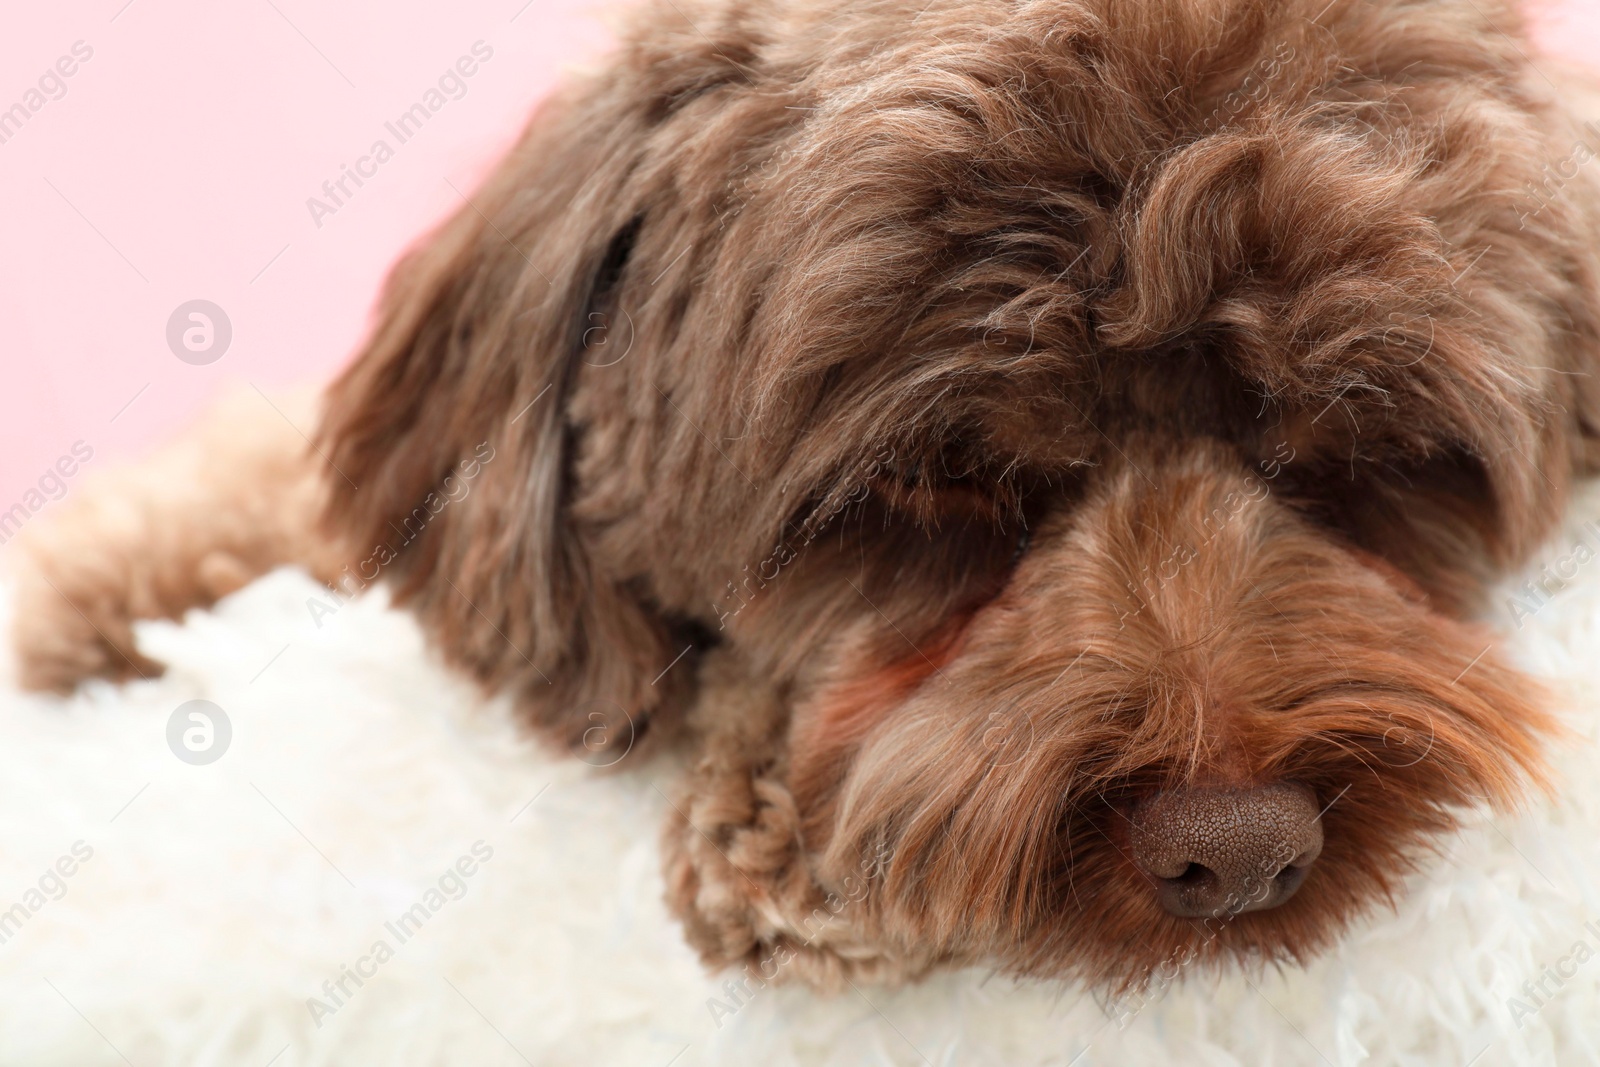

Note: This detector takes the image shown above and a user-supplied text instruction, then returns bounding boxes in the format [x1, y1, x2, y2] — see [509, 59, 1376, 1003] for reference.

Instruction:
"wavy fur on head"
[14, 0, 1600, 994]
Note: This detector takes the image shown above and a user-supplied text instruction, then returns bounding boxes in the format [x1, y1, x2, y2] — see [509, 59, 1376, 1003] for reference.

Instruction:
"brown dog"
[14, 0, 1600, 996]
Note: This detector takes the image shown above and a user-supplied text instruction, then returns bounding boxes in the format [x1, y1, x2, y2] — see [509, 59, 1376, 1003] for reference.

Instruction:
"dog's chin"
[785, 473, 1553, 993]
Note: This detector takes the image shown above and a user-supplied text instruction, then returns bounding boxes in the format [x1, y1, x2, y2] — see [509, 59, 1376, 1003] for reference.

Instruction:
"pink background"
[1, 0, 1596, 516]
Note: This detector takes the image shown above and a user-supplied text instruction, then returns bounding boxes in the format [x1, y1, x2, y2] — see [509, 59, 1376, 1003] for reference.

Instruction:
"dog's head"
[318, 0, 1596, 990]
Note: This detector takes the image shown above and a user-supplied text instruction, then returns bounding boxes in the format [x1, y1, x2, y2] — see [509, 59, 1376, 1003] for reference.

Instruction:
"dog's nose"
[1129, 783, 1323, 918]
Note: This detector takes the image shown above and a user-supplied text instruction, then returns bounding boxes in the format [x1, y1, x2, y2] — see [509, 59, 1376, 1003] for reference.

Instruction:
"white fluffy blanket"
[4, 486, 1600, 1066]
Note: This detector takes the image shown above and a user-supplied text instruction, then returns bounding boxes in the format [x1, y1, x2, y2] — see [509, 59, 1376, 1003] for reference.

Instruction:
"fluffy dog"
[15, 0, 1600, 996]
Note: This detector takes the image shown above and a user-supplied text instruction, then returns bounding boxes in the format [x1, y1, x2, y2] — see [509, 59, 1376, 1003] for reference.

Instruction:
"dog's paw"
[662, 761, 929, 991]
[663, 768, 805, 959]
[7, 390, 333, 694]
[660, 649, 926, 991]
[10, 557, 166, 692]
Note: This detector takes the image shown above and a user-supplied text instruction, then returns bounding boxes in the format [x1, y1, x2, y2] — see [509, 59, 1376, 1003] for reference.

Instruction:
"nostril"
[1171, 862, 1214, 888]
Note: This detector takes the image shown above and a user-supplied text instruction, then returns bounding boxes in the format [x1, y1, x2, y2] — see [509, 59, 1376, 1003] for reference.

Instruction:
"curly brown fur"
[15, 0, 1600, 995]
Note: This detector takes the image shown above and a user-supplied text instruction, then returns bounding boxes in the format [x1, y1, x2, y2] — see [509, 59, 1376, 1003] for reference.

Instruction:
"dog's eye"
[869, 444, 1006, 526]
[1011, 523, 1031, 565]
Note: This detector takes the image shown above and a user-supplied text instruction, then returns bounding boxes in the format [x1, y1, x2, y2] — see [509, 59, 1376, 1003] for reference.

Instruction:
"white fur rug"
[4, 488, 1600, 1067]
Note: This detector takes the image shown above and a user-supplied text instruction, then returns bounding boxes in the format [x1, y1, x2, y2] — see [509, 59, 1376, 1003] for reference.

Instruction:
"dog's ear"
[315, 78, 690, 749]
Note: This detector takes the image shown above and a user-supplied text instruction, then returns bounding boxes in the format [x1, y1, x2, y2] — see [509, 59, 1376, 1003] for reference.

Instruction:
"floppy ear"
[316, 74, 692, 751]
